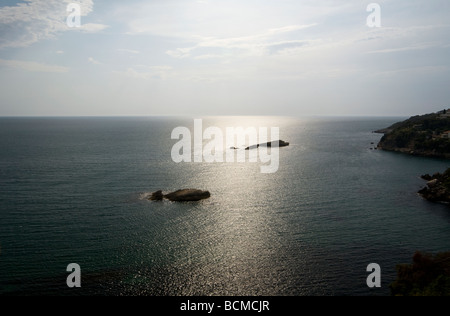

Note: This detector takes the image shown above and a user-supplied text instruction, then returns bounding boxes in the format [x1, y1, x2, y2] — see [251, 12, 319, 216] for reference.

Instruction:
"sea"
[0, 116, 449, 296]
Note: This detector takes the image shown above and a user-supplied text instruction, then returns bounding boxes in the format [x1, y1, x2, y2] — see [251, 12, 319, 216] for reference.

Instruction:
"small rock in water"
[148, 189, 211, 202]
[165, 189, 211, 202]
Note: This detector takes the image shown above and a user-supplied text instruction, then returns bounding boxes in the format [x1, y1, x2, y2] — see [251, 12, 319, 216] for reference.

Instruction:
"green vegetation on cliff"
[390, 251, 450, 296]
[376, 111, 450, 158]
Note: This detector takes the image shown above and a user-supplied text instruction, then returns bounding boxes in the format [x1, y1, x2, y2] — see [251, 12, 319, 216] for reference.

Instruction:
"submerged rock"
[149, 189, 211, 202]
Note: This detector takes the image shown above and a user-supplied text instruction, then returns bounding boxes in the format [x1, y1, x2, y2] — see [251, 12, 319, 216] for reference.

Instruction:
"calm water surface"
[0, 116, 449, 296]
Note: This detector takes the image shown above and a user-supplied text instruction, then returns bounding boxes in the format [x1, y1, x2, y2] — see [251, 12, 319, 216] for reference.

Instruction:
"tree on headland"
[390, 251, 450, 296]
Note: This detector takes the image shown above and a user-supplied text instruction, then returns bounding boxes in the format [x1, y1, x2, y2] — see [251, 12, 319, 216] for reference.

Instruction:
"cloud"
[88, 57, 101, 65]
[371, 65, 450, 77]
[367, 43, 440, 54]
[0, 0, 108, 49]
[166, 24, 317, 59]
[116, 68, 150, 80]
[117, 49, 141, 55]
[113, 66, 173, 80]
[265, 40, 310, 55]
[78, 23, 109, 33]
[0, 58, 69, 73]
[196, 24, 315, 49]
[268, 25, 317, 35]
[193, 54, 224, 60]
[166, 47, 196, 59]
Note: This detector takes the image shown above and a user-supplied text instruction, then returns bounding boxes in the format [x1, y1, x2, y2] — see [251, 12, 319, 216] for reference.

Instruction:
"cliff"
[376, 111, 450, 159]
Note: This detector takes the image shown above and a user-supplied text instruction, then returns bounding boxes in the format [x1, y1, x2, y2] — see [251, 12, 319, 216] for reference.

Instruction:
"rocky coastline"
[375, 111, 450, 159]
[374, 111, 450, 207]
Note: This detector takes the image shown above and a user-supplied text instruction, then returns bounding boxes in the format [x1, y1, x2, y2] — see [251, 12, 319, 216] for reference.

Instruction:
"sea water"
[0, 116, 449, 296]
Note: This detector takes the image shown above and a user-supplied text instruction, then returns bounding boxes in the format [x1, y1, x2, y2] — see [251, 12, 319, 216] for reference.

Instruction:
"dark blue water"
[0, 116, 449, 296]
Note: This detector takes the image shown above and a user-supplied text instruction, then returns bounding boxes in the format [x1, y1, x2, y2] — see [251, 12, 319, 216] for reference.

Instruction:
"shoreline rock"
[418, 169, 450, 205]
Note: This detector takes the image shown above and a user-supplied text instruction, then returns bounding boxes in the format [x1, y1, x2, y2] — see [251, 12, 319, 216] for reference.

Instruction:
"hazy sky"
[0, 0, 449, 116]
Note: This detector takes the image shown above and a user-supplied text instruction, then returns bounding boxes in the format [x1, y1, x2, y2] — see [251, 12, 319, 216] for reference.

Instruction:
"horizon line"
[0, 114, 411, 119]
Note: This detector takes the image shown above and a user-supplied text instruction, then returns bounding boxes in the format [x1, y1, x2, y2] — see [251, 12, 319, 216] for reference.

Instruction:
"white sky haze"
[0, 0, 449, 116]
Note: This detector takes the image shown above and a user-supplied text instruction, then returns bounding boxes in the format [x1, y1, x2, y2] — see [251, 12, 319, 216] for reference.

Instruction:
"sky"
[0, 0, 449, 117]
